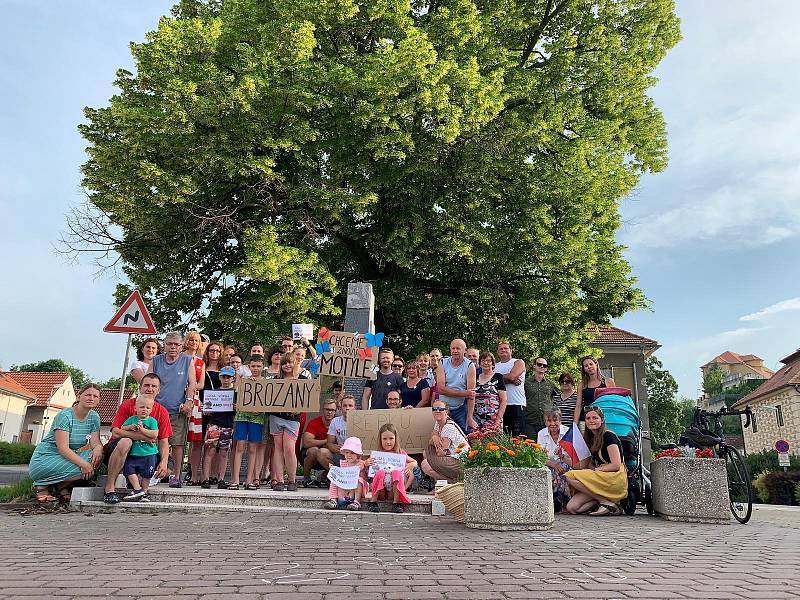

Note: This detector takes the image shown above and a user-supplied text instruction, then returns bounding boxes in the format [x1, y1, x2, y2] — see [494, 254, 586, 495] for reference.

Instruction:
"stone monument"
[342, 282, 375, 408]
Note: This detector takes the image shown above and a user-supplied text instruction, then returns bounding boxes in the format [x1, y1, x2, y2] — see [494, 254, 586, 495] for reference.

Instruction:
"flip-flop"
[589, 503, 621, 517]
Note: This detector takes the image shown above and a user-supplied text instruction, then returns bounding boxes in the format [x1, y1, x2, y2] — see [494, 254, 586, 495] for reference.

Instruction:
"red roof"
[97, 388, 135, 424]
[589, 325, 659, 347]
[701, 351, 774, 378]
[735, 348, 800, 407]
[6, 372, 71, 407]
[0, 371, 37, 402]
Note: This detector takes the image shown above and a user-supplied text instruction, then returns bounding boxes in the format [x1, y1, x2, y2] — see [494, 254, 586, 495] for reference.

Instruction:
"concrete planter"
[651, 457, 730, 523]
[464, 467, 554, 531]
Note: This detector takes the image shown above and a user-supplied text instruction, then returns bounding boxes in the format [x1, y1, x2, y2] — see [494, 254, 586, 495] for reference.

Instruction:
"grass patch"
[0, 477, 33, 503]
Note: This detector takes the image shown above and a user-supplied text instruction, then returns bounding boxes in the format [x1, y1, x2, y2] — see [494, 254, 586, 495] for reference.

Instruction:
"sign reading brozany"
[236, 377, 321, 413]
[317, 330, 377, 380]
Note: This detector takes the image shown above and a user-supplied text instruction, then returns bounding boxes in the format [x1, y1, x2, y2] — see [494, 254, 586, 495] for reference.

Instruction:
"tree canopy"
[645, 356, 694, 449]
[70, 0, 680, 361]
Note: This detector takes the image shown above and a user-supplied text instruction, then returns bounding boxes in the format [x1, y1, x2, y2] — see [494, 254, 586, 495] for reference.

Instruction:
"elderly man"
[495, 342, 527, 436]
[435, 339, 476, 433]
[148, 331, 197, 488]
[102, 373, 173, 504]
[300, 399, 337, 486]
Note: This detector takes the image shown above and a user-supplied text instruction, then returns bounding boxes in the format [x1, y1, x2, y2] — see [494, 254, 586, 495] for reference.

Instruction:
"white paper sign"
[202, 389, 235, 413]
[292, 323, 314, 340]
[367, 451, 407, 477]
[327, 465, 360, 489]
[779, 452, 791, 467]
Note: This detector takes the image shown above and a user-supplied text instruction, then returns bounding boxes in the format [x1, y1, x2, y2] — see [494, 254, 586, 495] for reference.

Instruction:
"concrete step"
[70, 485, 437, 516]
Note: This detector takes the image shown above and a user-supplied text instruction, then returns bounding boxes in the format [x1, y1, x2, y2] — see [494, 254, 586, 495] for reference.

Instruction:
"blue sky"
[1, 1, 798, 397]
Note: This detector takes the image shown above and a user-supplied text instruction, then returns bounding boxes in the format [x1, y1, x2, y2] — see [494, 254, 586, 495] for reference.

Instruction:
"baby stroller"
[591, 387, 653, 515]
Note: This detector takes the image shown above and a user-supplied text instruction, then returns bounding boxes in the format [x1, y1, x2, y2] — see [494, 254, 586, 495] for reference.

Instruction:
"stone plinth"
[651, 457, 730, 523]
[464, 467, 554, 530]
[343, 282, 375, 408]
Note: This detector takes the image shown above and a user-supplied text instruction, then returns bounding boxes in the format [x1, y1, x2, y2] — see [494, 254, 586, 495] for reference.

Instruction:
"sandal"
[33, 487, 57, 503]
[347, 500, 361, 511]
[286, 481, 297, 492]
[367, 502, 380, 513]
[324, 499, 338, 510]
[226, 483, 240, 490]
[200, 480, 212, 489]
[245, 483, 259, 490]
[589, 503, 622, 517]
[271, 481, 284, 492]
[392, 502, 404, 514]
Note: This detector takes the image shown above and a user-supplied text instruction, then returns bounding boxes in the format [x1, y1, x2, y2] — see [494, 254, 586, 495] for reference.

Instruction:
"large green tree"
[645, 356, 694, 449]
[70, 0, 680, 360]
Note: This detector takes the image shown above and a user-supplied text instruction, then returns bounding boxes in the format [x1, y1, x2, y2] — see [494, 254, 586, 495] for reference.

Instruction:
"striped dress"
[28, 408, 100, 486]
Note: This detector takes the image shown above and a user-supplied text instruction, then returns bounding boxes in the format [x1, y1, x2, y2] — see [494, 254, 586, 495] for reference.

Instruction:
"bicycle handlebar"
[694, 406, 753, 428]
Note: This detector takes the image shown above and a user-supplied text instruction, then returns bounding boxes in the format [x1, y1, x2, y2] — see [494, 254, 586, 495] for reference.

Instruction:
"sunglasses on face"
[536, 363, 548, 368]
[431, 407, 448, 412]
[392, 364, 403, 369]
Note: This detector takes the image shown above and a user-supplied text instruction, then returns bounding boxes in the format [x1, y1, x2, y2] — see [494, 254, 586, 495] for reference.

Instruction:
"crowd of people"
[27, 332, 628, 516]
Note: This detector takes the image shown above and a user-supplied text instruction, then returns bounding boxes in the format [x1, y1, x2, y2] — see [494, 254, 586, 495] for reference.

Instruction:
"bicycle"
[683, 405, 755, 524]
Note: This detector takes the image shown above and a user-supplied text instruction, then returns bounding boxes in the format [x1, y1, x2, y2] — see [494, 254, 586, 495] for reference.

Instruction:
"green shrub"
[752, 470, 771, 503]
[795, 483, 800, 506]
[0, 476, 33, 503]
[744, 449, 800, 476]
[0, 442, 36, 465]
[763, 470, 800, 505]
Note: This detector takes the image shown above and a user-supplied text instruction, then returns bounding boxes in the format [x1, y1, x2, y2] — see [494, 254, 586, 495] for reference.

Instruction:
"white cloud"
[740, 297, 800, 322]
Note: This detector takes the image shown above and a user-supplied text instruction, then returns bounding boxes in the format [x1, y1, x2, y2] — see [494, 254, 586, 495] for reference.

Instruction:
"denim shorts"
[234, 421, 263, 443]
[269, 415, 300, 439]
[123, 454, 157, 478]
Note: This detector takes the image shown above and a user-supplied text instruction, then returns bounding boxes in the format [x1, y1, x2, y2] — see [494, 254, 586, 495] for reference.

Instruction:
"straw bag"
[435, 482, 465, 523]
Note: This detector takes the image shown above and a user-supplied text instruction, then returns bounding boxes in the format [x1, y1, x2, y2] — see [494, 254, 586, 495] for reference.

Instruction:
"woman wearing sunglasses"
[420, 400, 470, 484]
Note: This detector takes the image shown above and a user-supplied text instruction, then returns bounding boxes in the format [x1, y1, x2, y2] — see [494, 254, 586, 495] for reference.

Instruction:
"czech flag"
[560, 423, 591, 464]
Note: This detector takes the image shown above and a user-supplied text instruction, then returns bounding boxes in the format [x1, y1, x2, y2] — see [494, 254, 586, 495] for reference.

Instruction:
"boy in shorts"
[120, 395, 159, 501]
[228, 355, 265, 490]
[201, 365, 236, 489]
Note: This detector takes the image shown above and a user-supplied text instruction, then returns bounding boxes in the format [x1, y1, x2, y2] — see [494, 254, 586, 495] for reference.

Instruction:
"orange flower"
[486, 442, 500, 452]
[506, 449, 516, 456]
[456, 442, 467, 451]
[510, 437, 521, 444]
[467, 450, 478, 459]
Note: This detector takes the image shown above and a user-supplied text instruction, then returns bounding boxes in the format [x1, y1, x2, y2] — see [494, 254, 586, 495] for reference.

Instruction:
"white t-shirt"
[495, 358, 526, 406]
[537, 424, 570, 459]
[327, 416, 347, 446]
[129, 360, 148, 376]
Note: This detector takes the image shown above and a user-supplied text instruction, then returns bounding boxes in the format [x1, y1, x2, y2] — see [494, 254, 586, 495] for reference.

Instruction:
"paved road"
[0, 464, 28, 485]
[0, 508, 798, 600]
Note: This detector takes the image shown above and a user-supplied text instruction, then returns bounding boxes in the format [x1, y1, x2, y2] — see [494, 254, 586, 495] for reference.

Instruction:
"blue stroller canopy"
[590, 389, 641, 439]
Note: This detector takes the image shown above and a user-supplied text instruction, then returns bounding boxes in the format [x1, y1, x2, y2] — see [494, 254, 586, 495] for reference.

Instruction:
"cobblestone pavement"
[1, 508, 798, 600]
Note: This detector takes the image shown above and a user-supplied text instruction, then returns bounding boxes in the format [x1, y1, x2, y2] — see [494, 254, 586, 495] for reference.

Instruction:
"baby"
[120, 395, 159, 502]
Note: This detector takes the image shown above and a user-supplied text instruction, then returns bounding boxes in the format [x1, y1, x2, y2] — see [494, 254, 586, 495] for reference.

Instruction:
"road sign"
[778, 452, 791, 467]
[775, 439, 790, 453]
[103, 290, 157, 334]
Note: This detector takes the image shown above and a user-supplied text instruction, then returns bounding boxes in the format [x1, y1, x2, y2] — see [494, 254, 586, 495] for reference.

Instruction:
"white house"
[0, 372, 37, 443]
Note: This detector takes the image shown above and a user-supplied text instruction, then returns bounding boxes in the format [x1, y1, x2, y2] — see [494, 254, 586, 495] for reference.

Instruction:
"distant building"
[699, 351, 774, 411]
[734, 348, 800, 455]
[0, 372, 37, 443]
[96, 388, 135, 440]
[589, 325, 660, 459]
[1, 372, 76, 444]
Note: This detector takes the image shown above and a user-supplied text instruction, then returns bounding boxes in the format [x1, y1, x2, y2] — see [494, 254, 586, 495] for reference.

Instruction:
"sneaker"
[168, 476, 182, 488]
[139, 495, 151, 503]
[367, 502, 380, 513]
[103, 492, 120, 505]
[217, 480, 228, 489]
[122, 489, 145, 502]
[200, 479, 212, 489]
[392, 502, 405, 514]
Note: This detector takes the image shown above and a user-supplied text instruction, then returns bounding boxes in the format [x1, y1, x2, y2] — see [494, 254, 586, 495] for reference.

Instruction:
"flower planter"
[651, 457, 730, 524]
[464, 467, 554, 531]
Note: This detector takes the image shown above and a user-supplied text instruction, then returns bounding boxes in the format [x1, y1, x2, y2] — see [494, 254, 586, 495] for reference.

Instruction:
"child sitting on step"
[365, 423, 416, 514]
[324, 437, 368, 511]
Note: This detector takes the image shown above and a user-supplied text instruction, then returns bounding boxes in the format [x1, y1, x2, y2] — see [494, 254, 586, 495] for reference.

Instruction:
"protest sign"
[202, 389, 235, 413]
[367, 450, 408, 477]
[327, 465, 361, 489]
[236, 378, 320, 413]
[318, 352, 377, 380]
[292, 323, 313, 340]
[347, 408, 433, 454]
[325, 330, 371, 358]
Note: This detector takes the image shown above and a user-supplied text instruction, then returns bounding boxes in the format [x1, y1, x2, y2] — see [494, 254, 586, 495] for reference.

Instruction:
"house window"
[776, 405, 785, 428]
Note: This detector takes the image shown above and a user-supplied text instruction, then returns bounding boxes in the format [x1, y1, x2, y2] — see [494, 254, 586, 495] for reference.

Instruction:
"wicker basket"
[435, 482, 465, 523]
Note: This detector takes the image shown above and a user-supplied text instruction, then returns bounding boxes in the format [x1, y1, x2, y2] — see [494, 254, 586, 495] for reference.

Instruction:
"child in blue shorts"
[120, 395, 159, 501]
[228, 355, 265, 490]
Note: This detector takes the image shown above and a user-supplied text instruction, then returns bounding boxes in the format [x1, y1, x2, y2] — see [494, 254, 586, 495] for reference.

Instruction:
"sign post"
[775, 440, 791, 471]
[103, 290, 157, 406]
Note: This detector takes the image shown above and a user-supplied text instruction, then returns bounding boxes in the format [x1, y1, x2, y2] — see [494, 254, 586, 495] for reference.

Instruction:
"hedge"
[744, 449, 800, 476]
[0, 442, 36, 465]
[763, 470, 800, 506]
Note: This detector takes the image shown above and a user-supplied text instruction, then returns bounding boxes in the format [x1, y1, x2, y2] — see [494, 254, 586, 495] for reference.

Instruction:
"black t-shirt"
[399, 379, 431, 407]
[208, 389, 236, 429]
[365, 372, 405, 409]
[591, 430, 622, 466]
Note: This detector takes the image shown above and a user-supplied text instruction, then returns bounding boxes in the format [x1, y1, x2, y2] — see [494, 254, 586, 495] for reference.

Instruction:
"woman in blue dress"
[28, 383, 104, 503]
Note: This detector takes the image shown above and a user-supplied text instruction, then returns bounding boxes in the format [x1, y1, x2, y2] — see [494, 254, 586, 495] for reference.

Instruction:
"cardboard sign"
[327, 465, 361, 489]
[318, 352, 377, 380]
[292, 323, 314, 341]
[367, 450, 408, 477]
[347, 408, 434, 454]
[325, 331, 371, 358]
[236, 377, 320, 413]
[202, 389, 235, 413]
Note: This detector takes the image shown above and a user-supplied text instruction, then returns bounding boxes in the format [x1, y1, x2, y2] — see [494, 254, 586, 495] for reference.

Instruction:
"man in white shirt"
[495, 341, 526, 436]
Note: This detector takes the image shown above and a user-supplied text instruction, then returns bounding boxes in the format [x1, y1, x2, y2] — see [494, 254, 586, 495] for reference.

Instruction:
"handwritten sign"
[347, 408, 434, 454]
[367, 450, 408, 477]
[327, 465, 361, 489]
[292, 323, 314, 341]
[202, 389, 235, 413]
[326, 330, 370, 358]
[318, 352, 377, 380]
[236, 377, 320, 413]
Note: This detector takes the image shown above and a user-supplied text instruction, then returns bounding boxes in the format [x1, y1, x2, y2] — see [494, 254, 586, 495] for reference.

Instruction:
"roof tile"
[589, 325, 659, 347]
[97, 388, 135, 424]
[735, 349, 800, 406]
[5, 372, 71, 406]
[0, 371, 37, 401]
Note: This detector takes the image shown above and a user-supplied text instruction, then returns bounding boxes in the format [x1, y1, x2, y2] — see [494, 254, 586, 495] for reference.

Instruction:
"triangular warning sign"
[103, 290, 157, 334]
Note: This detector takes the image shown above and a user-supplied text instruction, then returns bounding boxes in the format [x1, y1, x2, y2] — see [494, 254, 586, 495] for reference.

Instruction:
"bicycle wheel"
[724, 446, 753, 524]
